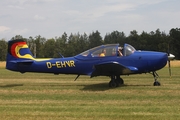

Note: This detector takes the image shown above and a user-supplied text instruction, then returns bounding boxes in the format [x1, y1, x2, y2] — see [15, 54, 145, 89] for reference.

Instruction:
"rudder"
[7, 39, 34, 60]
[6, 39, 34, 71]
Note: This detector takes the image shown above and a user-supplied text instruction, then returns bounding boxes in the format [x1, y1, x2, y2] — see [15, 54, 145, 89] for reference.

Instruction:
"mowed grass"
[0, 61, 180, 120]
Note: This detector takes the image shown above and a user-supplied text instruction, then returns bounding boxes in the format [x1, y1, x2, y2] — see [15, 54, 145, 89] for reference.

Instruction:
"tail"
[7, 39, 34, 60]
[6, 39, 34, 71]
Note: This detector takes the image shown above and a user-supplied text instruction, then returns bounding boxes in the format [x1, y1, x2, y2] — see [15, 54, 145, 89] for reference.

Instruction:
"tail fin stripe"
[10, 41, 26, 58]
[7, 39, 52, 62]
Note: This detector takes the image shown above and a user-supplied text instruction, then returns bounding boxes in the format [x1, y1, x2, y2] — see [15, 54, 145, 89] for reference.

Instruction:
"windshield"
[123, 44, 136, 56]
[80, 50, 90, 57]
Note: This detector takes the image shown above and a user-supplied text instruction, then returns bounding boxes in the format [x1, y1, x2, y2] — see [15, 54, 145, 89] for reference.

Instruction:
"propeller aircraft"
[6, 39, 175, 88]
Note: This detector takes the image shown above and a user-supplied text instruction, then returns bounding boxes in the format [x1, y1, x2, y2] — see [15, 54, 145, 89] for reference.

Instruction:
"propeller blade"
[168, 60, 171, 76]
[167, 44, 175, 76]
[167, 54, 175, 76]
[168, 43, 170, 56]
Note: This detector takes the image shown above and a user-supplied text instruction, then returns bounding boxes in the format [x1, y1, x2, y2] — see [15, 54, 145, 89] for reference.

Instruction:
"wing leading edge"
[91, 62, 138, 77]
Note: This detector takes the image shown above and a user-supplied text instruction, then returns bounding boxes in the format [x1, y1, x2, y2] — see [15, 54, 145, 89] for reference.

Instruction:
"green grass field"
[0, 65, 180, 120]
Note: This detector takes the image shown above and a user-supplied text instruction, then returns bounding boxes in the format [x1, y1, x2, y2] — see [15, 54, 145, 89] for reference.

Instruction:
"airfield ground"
[0, 61, 180, 120]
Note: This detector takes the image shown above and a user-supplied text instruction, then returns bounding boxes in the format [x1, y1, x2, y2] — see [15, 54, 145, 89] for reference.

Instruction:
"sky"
[0, 0, 180, 40]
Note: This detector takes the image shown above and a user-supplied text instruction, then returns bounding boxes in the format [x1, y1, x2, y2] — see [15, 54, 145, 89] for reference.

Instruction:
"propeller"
[167, 44, 175, 76]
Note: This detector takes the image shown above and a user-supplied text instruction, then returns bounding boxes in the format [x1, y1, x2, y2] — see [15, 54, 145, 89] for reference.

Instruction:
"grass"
[0, 62, 180, 120]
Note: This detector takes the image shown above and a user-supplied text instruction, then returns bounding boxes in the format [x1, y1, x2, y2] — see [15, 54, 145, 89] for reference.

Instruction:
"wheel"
[153, 81, 161, 86]
[118, 78, 124, 85]
[116, 78, 124, 85]
[116, 76, 124, 85]
[109, 80, 118, 88]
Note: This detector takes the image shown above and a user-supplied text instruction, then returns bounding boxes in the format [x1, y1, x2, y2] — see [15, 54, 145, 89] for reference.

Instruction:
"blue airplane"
[6, 39, 174, 87]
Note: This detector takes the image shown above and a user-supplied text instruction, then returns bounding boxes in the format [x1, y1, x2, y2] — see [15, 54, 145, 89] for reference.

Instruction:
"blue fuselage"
[7, 50, 167, 76]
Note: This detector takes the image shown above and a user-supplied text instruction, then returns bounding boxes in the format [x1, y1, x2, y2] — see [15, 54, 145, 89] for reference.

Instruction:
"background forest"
[0, 28, 180, 61]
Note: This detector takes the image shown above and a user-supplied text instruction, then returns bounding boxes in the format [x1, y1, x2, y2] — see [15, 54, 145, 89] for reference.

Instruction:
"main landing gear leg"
[152, 72, 161, 86]
[116, 75, 124, 85]
[109, 75, 124, 88]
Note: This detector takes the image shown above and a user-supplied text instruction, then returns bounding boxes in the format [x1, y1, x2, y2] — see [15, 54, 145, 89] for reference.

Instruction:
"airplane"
[6, 39, 175, 88]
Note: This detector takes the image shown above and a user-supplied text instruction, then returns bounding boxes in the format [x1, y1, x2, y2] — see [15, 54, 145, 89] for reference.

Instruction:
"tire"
[109, 81, 117, 88]
[153, 81, 161, 86]
[116, 77, 124, 85]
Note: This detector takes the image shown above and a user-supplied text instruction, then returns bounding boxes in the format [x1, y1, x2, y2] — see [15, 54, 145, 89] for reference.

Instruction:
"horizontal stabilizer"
[9, 60, 34, 64]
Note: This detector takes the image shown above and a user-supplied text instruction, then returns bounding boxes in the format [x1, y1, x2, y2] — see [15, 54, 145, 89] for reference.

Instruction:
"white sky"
[0, 0, 180, 40]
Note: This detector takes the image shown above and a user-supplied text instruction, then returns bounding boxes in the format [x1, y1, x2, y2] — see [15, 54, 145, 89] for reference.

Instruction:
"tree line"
[0, 28, 180, 61]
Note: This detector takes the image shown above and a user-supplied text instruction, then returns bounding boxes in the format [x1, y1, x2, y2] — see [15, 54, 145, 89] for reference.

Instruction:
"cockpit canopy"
[78, 43, 136, 58]
[123, 44, 136, 56]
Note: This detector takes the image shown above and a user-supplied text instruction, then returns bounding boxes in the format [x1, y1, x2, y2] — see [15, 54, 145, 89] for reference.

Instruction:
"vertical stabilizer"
[6, 39, 34, 71]
[7, 39, 34, 60]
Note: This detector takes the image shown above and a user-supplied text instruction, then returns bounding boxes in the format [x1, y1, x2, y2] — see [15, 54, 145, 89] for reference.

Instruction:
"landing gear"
[152, 72, 161, 86]
[109, 75, 124, 88]
[109, 80, 119, 88]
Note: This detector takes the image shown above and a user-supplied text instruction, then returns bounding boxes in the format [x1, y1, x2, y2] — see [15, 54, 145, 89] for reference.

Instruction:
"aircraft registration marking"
[46, 60, 75, 68]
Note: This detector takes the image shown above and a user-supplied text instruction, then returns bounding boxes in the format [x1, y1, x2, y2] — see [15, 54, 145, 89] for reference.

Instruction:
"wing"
[91, 62, 138, 77]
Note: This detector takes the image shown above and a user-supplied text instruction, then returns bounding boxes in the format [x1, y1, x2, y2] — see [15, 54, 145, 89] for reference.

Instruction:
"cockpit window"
[79, 44, 119, 57]
[91, 46, 117, 57]
[123, 44, 136, 56]
[80, 46, 102, 57]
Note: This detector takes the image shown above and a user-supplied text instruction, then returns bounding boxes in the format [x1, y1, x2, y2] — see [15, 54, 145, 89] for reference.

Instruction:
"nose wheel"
[109, 75, 124, 88]
[152, 72, 161, 86]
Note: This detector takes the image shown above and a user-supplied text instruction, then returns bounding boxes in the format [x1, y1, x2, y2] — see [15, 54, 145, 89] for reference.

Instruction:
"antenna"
[58, 52, 64, 58]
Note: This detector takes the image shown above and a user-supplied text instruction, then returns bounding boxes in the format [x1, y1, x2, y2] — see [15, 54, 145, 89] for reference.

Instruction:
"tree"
[169, 28, 180, 59]
[138, 31, 149, 49]
[11, 35, 24, 40]
[104, 31, 126, 45]
[27, 36, 35, 57]
[126, 30, 139, 48]
[66, 33, 80, 56]
[0, 39, 8, 61]
[55, 32, 68, 57]
[3, 28, 179, 59]
[79, 33, 89, 51]
[43, 39, 56, 58]
[34, 35, 46, 57]
[88, 30, 103, 48]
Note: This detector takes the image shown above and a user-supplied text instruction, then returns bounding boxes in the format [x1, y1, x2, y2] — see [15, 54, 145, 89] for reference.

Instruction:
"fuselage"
[6, 40, 168, 77]
[7, 50, 167, 76]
